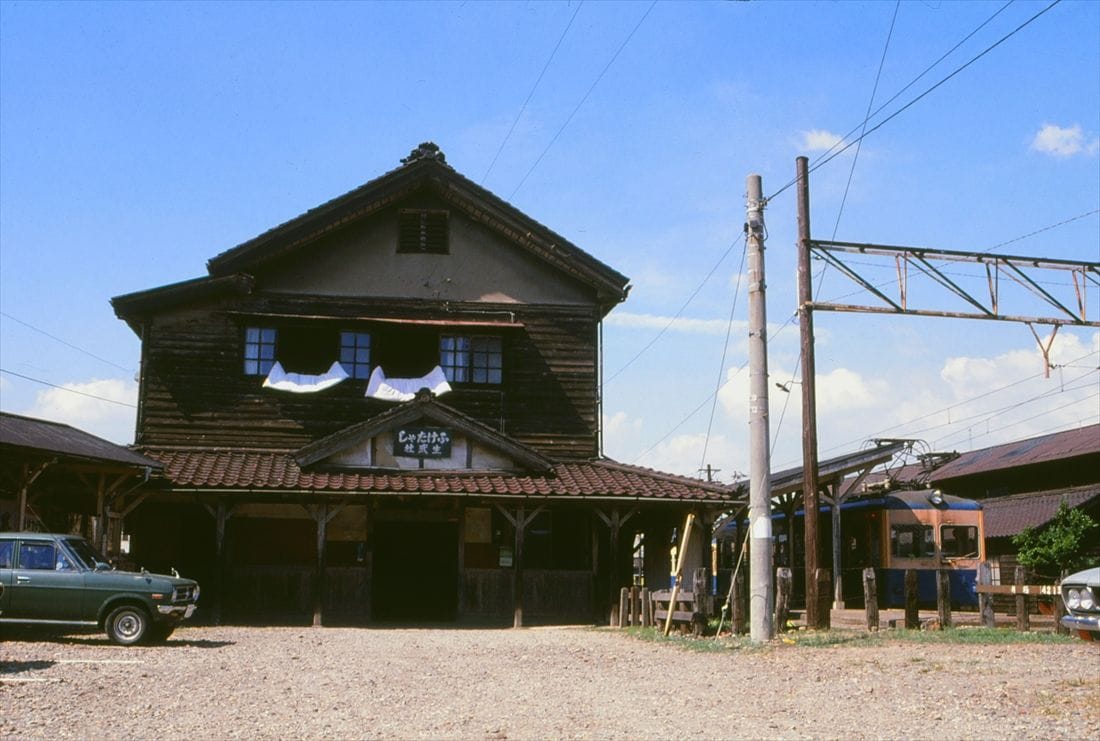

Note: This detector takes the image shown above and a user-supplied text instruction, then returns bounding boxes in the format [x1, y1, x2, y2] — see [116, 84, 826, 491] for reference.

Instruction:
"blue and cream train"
[716, 489, 986, 608]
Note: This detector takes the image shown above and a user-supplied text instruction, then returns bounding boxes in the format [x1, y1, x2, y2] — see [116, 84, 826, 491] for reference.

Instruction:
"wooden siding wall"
[135, 295, 600, 458]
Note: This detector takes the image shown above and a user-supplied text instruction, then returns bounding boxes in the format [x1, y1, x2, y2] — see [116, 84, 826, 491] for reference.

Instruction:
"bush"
[1012, 502, 1098, 580]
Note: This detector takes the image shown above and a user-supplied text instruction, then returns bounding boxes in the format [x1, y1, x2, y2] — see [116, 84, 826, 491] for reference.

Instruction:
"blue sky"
[1, 0, 1097, 480]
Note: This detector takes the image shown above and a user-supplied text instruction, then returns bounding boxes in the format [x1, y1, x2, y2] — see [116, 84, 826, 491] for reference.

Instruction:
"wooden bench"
[651, 588, 707, 636]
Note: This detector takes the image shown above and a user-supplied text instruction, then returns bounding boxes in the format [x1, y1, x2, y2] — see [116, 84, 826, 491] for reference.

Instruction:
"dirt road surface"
[2, 625, 1097, 739]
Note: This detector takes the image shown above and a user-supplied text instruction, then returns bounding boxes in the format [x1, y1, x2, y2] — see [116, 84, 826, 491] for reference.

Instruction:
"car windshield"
[64, 538, 112, 570]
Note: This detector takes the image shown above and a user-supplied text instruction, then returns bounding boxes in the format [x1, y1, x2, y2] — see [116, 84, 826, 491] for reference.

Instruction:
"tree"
[1012, 501, 1098, 580]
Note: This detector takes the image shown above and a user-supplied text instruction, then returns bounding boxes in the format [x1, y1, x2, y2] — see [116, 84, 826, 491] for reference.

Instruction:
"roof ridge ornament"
[401, 142, 447, 166]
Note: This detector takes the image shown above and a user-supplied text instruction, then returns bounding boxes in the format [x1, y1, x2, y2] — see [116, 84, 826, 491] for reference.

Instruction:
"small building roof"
[0, 412, 162, 471]
[928, 424, 1099, 482]
[979, 483, 1100, 539]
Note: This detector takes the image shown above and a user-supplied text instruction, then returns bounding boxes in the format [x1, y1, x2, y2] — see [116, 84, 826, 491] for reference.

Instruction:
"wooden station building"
[111, 143, 738, 626]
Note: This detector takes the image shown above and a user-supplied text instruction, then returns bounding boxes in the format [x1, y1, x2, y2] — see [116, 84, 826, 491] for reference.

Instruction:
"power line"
[480, 2, 584, 186]
[0, 311, 133, 373]
[767, 0, 1062, 202]
[831, 0, 901, 241]
[508, 0, 658, 200]
[0, 368, 137, 408]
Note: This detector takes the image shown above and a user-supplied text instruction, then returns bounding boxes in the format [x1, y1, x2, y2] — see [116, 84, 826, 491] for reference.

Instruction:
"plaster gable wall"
[257, 195, 596, 306]
[325, 429, 516, 471]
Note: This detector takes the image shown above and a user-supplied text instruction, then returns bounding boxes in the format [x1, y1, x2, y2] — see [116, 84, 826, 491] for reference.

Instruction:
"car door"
[9, 539, 85, 621]
[0, 537, 14, 616]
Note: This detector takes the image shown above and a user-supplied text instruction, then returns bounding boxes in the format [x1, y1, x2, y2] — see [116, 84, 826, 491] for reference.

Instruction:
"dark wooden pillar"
[313, 504, 328, 628]
[212, 501, 230, 626]
[513, 505, 525, 628]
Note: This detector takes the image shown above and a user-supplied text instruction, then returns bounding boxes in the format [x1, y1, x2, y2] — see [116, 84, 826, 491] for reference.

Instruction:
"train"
[715, 489, 986, 609]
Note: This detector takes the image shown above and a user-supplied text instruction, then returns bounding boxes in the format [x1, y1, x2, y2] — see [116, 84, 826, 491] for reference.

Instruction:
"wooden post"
[816, 568, 832, 629]
[608, 508, 621, 627]
[692, 567, 707, 617]
[733, 568, 747, 635]
[796, 156, 822, 631]
[663, 513, 696, 636]
[936, 569, 952, 630]
[213, 501, 229, 626]
[630, 585, 641, 626]
[513, 505, 525, 629]
[904, 569, 919, 629]
[978, 561, 995, 629]
[618, 587, 630, 628]
[313, 504, 328, 628]
[862, 568, 878, 632]
[775, 567, 792, 633]
[1014, 566, 1030, 632]
[641, 587, 652, 627]
[1054, 588, 1069, 636]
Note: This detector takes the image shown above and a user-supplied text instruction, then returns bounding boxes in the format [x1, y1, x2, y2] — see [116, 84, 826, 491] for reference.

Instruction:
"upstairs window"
[339, 331, 372, 379]
[398, 209, 449, 254]
[244, 327, 277, 375]
[440, 335, 502, 384]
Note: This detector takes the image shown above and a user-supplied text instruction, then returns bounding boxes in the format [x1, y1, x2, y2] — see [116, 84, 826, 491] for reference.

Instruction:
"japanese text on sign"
[394, 427, 452, 458]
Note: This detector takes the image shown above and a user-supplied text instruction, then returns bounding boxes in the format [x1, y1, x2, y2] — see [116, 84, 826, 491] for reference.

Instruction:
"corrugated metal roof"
[140, 448, 736, 502]
[981, 483, 1100, 539]
[0, 412, 162, 469]
[930, 424, 1099, 481]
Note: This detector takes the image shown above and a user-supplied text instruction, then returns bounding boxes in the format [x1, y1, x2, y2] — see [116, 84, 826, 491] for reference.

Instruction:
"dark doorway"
[372, 521, 458, 622]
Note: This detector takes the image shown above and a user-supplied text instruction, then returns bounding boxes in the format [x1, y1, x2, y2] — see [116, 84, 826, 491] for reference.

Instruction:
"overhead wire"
[0, 368, 137, 408]
[766, 0, 1062, 202]
[480, 2, 584, 186]
[0, 310, 133, 373]
[507, 0, 658, 200]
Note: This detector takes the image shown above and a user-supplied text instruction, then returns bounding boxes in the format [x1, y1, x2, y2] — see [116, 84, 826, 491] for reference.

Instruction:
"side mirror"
[94, 562, 112, 572]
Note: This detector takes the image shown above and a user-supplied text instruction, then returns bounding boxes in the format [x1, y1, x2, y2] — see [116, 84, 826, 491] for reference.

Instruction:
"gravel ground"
[2, 625, 1097, 740]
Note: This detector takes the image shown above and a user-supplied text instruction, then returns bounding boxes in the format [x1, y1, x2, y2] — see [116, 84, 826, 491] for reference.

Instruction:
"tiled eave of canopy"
[140, 448, 738, 503]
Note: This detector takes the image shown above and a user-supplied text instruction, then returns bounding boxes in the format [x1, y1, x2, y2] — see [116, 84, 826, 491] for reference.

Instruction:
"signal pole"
[746, 174, 774, 642]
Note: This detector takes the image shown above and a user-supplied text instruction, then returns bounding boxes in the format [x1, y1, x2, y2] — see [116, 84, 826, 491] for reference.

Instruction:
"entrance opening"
[372, 521, 458, 622]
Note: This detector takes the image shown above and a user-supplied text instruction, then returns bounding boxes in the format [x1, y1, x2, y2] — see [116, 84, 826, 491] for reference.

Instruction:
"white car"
[1059, 567, 1100, 641]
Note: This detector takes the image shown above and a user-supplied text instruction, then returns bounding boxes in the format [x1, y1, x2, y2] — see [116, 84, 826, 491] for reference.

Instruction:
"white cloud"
[798, 129, 843, 152]
[1030, 123, 1100, 157]
[17, 377, 138, 445]
[605, 312, 744, 336]
[603, 410, 643, 438]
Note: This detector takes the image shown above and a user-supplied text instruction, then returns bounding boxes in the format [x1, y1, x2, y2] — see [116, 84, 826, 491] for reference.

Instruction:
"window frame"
[890, 523, 935, 560]
[940, 524, 980, 559]
[440, 334, 502, 385]
[243, 326, 277, 376]
[339, 331, 373, 380]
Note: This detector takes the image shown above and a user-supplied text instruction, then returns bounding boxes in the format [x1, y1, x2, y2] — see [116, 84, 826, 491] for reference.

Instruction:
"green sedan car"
[0, 532, 199, 645]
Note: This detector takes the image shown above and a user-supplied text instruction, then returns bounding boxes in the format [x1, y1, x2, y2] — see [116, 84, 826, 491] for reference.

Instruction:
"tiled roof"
[981, 484, 1100, 539]
[1, 412, 163, 470]
[141, 448, 736, 503]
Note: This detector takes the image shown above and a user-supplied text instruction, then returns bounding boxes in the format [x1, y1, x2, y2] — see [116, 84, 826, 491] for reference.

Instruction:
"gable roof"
[293, 390, 554, 473]
[203, 142, 629, 311]
[0, 412, 162, 471]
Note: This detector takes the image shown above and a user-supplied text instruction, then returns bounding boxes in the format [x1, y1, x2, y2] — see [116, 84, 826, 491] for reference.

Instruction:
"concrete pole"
[746, 173, 774, 642]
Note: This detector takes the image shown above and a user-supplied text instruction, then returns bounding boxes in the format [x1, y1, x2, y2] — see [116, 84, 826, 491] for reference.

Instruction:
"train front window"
[941, 525, 979, 558]
[890, 524, 934, 559]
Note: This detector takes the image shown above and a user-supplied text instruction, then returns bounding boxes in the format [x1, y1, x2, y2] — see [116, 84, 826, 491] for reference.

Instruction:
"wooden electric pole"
[746, 173, 774, 642]
[796, 156, 823, 629]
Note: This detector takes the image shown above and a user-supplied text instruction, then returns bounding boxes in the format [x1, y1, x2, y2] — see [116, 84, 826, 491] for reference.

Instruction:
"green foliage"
[1012, 502, 1099, 579]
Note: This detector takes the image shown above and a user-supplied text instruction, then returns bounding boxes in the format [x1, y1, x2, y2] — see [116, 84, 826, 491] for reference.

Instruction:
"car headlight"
[1067, 588, 1082, 609]
[1080, 588, 1095, 611]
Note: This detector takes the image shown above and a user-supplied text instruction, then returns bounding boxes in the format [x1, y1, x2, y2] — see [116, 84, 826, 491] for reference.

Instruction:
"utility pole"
[796, 156, 823, 628]
[746, 173, 774, 642]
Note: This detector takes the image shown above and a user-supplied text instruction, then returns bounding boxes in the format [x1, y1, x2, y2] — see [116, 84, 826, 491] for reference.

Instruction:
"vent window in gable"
[440, 335, 502, 385]
[398, 209, 449, 254]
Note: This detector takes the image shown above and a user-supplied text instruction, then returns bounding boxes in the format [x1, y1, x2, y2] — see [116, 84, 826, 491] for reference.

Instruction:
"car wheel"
[146, 624, 175, 643]
[106, 605, 149, 646]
